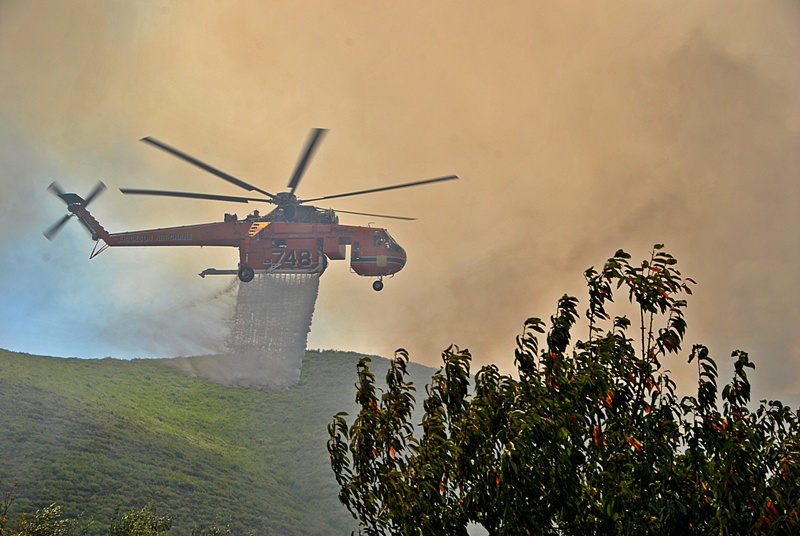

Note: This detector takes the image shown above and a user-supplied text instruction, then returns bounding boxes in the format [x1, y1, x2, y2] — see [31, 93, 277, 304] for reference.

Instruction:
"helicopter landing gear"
[238, 265, 255, 283]
[372, 278, 384, 292]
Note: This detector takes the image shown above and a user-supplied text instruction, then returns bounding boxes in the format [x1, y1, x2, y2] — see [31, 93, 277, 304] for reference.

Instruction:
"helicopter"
[44, 128, 458, 291]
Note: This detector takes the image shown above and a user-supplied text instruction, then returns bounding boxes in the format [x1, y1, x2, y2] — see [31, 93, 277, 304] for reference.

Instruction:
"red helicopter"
[44, 129, 457, 291]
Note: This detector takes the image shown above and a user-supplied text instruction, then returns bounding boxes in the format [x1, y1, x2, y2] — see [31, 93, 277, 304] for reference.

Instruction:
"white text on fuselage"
[117, 233, 193, 243]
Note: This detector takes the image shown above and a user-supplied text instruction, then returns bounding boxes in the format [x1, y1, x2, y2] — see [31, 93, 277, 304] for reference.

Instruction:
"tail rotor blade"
[44, 214, 73, 241]
[84, 181, 107, 206]
[288, 128, 327, 195]
[47, 181, 67, 198]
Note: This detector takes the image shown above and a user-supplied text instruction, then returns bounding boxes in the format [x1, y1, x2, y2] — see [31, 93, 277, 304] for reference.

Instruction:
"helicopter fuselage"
[74, 204, 407, 282]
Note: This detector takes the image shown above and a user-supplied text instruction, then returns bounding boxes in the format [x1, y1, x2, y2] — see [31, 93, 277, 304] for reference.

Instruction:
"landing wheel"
[372, 279, 384, 292]
[320, 252, 329, 275]
[238, 265, 255, 283]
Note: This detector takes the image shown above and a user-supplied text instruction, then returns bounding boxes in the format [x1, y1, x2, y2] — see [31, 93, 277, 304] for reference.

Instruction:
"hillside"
[0, 348, 437, 535]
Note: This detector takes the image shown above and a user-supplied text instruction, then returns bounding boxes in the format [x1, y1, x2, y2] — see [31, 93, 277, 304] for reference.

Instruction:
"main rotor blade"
[331, 208, 416, 221]
[141, 137, 275, 199]
[120, 188, 274, 204]
[44, 214, 73, 241]
[303, 174, 459, 203]
[287, 128, 328, 195]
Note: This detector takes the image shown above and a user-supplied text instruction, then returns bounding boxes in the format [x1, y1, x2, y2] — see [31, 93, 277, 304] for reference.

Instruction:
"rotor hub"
[273, 192, 299, 206]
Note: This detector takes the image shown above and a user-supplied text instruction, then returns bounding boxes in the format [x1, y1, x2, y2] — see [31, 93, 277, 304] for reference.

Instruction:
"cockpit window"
[372, 230, 390, 244]
[372, 230, 401, 251]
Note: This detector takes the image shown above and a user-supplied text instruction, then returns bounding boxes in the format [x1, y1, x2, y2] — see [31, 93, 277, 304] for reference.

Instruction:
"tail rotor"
[44, 181, 107, 240]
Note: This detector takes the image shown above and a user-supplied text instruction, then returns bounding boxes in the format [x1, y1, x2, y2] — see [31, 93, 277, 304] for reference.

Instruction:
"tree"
[0, 490, 172, 536]
[107, 505, 171, 536]
[328, 246, 800, 535]
[1, 487, 82, 536]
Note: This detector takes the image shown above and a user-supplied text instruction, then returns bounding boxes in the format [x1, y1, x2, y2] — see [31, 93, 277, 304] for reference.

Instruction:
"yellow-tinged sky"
[1, 1, 799, 400]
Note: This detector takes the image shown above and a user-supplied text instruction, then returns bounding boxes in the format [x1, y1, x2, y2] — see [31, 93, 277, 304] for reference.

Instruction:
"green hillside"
[0, 348, 436, 535]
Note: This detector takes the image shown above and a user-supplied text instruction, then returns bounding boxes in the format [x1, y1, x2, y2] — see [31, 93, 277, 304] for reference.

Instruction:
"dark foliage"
[329, 246, 800, 535]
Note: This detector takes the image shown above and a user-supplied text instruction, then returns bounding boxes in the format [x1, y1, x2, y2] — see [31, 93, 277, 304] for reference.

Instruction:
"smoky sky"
[1, 1, 799, 402]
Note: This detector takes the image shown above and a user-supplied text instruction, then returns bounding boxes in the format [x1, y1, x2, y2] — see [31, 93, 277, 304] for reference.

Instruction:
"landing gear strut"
[372, 278, 384, 292]
[238, 265, 255, 282]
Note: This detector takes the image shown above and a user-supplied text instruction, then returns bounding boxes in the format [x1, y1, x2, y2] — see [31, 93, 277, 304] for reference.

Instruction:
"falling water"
[169, 273, 320, 388]
[226, 273, 320, 357]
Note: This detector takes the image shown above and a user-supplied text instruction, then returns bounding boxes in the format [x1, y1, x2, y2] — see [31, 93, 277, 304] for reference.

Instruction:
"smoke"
[1, 2, 799, 401]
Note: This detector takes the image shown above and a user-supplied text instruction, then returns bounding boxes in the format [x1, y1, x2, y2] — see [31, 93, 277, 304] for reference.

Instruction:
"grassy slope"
[0, 349, 437, 535]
